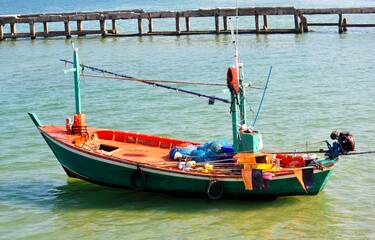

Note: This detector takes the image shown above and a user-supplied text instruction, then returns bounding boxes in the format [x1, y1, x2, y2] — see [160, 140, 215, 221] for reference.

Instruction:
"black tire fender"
[130, 168, 146, 191]
[206, 180, 224, 200]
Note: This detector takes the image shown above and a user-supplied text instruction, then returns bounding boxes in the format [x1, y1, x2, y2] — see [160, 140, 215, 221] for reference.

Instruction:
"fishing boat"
[28, 30, 359, 200]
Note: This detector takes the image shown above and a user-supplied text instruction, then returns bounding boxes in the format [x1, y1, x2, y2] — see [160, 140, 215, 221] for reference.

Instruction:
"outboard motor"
[330, 131, 355, 152]
[339, 131, 355, 152]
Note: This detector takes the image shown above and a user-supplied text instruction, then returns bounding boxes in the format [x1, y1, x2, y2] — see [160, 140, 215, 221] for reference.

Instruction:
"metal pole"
[239, 65, 246, 126]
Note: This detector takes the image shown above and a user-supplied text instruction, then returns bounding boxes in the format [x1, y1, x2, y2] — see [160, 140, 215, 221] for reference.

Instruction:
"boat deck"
[91, 138, 174, 165]
[40, 125, 200, 168]
[39, 125, 329, 173]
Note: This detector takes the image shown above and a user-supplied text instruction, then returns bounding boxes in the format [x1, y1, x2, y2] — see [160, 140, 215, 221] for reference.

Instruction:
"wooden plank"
[142, 11, 177, 19]
[40, 30, 102, 37]
[111, 12, 140, 20]
[308, 23, 339, 26]
[344, 23, 375, 27]
[108, 28, 299, 36]
[0, 15, 17, 24]
[183, 8, 217, 17]
[70, 14, 99, 21]
[298, 7, 375, 15]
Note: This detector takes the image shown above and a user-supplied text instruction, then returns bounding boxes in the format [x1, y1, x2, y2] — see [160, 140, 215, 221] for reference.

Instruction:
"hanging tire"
[206, 180, 224, 200]
[130, 168, 146, 191]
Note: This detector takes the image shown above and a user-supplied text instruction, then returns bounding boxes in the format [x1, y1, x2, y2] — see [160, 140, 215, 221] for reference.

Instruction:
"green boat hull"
[41, 132, 337, 199]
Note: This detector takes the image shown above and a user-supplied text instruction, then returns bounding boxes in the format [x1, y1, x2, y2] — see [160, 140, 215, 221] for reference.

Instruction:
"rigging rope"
[60, 59, 231, 104]
[81, 74, 227, 86]
[262, 140, 327, 152]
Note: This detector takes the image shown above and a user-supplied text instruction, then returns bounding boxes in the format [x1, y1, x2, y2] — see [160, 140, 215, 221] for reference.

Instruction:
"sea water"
[1, 0, 375, 239]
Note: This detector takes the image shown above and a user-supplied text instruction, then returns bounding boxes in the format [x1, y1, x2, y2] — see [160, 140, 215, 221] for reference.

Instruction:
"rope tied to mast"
[60, 59, 231, 104]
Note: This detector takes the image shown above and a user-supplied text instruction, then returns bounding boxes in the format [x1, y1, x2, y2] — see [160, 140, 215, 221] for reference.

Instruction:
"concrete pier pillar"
[138, 16, 143, 35]
[294, 14, 299, 31]
[64, 20, 71, 38]
[148, 17, 153, 33]
[338, 13, 343, 33]
[255, 14, 260, 32]
[100, 19, 107, 36]
[223, 16, 228, 31]
[302, 16, 308, 32]
[10, 23, 16, 35]
[176, 13, 181, 34]
[185, 17, 190, 31]
[43, 22, 49, 34]
[215, 14, 220, 33]
[0, 24, 4, 40]
[112, 19, 118, 34]
[263, 15, 268, 30]
[77, 20, 84, 36]
[343, 17, 348, 32]
[29, 21, 36, 39]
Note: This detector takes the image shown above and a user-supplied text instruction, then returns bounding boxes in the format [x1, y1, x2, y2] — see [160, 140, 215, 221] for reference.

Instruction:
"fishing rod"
[60, 59, 231, 104]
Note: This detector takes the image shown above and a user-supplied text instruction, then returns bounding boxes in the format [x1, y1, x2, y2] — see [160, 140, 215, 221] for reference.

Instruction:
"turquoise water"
[1, 1, 375, 239]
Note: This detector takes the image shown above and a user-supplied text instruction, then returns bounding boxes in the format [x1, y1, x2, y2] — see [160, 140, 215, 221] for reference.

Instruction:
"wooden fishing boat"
[29, 40, 356, 200]
[27, 118, 343, 198]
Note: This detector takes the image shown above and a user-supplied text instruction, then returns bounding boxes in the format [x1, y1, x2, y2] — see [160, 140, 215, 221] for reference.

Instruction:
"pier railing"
[1, 7, 375, 40]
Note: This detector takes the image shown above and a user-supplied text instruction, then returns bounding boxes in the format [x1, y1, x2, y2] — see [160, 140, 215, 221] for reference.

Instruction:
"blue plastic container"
[221, 143, 234, 153]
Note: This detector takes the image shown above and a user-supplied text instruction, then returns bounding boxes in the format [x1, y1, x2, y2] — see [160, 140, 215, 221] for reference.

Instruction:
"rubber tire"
[206, 180, 224, 200]
[130, 169, 146, 191]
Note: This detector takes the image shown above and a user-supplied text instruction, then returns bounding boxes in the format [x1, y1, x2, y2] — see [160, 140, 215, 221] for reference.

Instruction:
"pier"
[1, 6, 375, 40]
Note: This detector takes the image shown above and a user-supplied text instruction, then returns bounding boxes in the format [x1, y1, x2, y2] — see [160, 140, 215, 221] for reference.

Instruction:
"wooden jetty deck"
[1, 7, 375, 40]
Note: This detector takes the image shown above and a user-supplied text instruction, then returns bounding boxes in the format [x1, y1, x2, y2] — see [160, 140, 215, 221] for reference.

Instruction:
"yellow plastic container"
[196, 167, 209, 173]
[204, 163, 213, 170]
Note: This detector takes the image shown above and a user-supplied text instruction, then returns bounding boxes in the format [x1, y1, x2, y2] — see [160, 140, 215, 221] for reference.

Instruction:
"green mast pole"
[231, 92, 239, 154]
[73, 48, 81, 114]
[64, 47, 82, 114]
